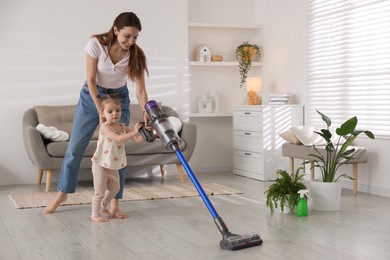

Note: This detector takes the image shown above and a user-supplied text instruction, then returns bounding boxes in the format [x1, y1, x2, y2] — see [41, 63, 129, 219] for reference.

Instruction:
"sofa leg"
[38, 168, 43, 185]
[45, 170, 53, 192]
[176, 164, 185, 184]
[289, 157, 294, 175]
[160, 165, 166, 179]
[353, 163, 358, 195]
[310, 161, 314, 180]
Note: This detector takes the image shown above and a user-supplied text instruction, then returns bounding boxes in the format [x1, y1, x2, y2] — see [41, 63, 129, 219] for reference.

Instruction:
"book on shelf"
[268, 92, 290, 105]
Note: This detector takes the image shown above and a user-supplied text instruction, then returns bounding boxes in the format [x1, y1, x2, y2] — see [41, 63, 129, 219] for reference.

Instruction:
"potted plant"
[235, 41, 261, 88]
[265, 168, 307, 213]
[309, 110, 375, 211]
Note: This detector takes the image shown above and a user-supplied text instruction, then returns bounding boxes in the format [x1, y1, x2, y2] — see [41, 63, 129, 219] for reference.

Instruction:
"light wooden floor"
[1, 172, 389, 260]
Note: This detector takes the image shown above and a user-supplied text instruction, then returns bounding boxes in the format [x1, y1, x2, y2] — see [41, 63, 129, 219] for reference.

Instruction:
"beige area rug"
[8, 183, 242, 209]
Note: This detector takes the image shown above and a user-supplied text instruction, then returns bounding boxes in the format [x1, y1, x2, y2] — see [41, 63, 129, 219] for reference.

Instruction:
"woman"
[44, 12, 149, 218]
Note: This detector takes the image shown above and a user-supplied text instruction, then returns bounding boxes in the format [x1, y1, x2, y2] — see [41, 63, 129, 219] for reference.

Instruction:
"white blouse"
[83, 37, 129, 89]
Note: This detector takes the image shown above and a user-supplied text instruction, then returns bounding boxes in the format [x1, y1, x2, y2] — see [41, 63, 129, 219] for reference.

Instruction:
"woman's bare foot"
[43, 192, 67, 214]
[110, 199, 128, 219]
[91, 215, 108, 222]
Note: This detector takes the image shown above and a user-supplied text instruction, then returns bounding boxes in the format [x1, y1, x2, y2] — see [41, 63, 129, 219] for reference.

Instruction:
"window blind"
[307, 0, 390, 137]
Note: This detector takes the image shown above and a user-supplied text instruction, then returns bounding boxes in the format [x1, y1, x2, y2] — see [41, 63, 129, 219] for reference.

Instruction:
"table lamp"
[246, 77, 262, 105]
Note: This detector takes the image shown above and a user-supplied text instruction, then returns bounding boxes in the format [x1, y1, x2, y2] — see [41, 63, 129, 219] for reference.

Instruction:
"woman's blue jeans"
[57, 81, 130, 199]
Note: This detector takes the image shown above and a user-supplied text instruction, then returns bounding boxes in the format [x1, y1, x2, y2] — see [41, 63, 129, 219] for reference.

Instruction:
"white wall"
[256, 0, 390, 197]
[257, 0, 308, 105]
[1, 0, 389, 198]
[0, 0, 188, 185]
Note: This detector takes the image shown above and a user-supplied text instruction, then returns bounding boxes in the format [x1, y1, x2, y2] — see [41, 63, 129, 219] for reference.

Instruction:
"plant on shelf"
[310, 110, 375, 182]
[265, 168, 306, 213]
[235, 41, 261, 88]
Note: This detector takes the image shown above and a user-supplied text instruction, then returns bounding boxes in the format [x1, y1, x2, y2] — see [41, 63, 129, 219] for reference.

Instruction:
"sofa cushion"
[46, 139, 186, 157]
[34, 105, 100, 140]
[38, 103, 182, 148]
[35, 105, 75, 136]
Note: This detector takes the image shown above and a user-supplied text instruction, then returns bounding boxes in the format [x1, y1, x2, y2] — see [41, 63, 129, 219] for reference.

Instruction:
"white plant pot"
[310, 180, 342, 211]
[278, 203, 294, 214]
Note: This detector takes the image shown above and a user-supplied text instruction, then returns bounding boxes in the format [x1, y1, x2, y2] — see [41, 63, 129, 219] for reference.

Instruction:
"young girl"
[91, 95, 143, 222]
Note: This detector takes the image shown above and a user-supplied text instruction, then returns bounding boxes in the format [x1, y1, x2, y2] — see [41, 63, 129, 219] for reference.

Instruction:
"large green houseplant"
[235, 41, 261, 88]
[310, 110, 375, 182]
[265, 168, 306, 213]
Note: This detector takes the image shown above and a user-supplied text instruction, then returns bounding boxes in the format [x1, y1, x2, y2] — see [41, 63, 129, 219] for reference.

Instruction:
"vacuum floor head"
[220, 233, 263, 251]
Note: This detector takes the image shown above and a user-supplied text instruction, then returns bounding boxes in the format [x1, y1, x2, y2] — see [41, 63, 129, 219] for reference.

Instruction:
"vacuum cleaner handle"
[139, 123, 156, 143]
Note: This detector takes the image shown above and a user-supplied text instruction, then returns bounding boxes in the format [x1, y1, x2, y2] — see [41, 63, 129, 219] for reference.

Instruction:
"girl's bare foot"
[43, 192, 67, 214]
[110, 199, 128, 219]
[91, 215, 108, 222]
[101, 209, 114, 218]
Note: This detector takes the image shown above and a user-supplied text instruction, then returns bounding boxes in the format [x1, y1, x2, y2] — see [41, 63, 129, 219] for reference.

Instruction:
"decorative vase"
[247, 90, 261, 105]
[310, 180, 342, 211]
[241, 46, 254, 62]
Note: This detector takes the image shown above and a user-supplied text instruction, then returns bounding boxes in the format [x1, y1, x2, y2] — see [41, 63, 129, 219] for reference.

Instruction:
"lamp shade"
[246, 77, 262, 92]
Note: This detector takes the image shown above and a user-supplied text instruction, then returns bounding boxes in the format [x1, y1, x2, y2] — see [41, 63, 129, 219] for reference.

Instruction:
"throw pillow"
[290, 125, 326, 146]
[279, 129, 302, 145]
[36, 124, 69, 142]
[290, 125, 346, 146]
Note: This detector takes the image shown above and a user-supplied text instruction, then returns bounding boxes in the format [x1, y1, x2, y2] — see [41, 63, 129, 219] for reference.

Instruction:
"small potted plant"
[235, 41, 262, 87]
[265, 168, 307, 213]
[309, 110, 375, 211]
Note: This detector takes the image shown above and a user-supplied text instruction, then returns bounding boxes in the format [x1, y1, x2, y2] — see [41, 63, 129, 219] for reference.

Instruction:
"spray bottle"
[296, 190, 309, 217]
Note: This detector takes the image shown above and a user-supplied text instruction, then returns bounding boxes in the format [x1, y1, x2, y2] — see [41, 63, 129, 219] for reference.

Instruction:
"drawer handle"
[244, 112, 251, 115]
[244, 152, 251, 156]
[244, 132, 251, 135]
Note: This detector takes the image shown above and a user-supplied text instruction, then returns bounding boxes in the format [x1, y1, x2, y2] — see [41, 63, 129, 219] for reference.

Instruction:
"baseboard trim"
[342, 180, 390, 197]
[191, 166, 233, 174]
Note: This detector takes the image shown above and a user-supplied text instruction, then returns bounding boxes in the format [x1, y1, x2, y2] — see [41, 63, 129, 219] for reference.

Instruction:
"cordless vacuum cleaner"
[142, 100, 263, 251]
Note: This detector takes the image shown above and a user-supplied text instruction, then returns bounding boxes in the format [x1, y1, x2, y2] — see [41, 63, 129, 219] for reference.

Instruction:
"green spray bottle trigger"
[296, 190, 309, 217]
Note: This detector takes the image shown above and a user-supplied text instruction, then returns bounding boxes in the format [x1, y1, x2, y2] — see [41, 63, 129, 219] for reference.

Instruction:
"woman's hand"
[143, 111, 153, 130]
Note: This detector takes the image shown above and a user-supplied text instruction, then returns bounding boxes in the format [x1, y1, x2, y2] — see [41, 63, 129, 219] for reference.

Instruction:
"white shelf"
[189, 112, 232, 118]
[189, 61, 263, 67]
[188, 22, 263, 30]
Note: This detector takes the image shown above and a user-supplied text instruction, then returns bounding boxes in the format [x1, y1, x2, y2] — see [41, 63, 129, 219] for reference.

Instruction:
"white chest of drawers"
[233, 105, 304, 181]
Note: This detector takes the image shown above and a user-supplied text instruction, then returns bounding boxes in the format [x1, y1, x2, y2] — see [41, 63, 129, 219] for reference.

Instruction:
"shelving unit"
[186, 0, 264, 174]
[188, 22, 263, 115]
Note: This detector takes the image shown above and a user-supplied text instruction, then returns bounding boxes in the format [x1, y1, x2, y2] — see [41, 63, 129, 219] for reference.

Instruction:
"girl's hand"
[134, 122, 144, 132]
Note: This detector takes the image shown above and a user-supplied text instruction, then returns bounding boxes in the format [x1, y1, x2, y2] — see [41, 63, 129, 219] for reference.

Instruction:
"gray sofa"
[22, 104, 197, 192]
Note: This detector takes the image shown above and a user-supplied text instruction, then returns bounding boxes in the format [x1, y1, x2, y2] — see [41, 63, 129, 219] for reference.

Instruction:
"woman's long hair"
[92, 12, 148, 81]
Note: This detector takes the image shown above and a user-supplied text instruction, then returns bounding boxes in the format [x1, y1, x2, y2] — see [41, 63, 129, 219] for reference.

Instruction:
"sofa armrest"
[22, 108, 53, 169]
[178, 121, 197, 160]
